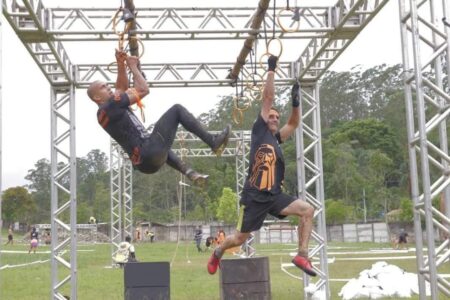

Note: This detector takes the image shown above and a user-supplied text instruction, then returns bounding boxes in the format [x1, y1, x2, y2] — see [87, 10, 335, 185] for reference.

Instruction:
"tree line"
[3, 64, 445, 227]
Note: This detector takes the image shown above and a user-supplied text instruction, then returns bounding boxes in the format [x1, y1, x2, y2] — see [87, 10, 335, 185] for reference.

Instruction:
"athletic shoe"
[186, 170, 209, 188]
[207, 251, 221, 275]
[292, 255, 317, 276]
[211, 124, 232, 157]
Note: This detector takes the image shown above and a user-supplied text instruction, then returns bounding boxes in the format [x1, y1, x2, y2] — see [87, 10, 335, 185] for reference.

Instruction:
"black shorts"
[398, 236, 407, 243]
[8, 234, 13, 241]
[237, 190, 296, 233]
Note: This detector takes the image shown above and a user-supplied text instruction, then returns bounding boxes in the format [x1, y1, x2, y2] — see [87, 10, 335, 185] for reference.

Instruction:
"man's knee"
[234, 233, 249, 245]
[171, 103, 186, 112]
[297, 200, 314, 218]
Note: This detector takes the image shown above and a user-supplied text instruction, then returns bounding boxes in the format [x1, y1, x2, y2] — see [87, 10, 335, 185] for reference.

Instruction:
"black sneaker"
[186, 170, 209, 188]
[211, 124, 232, 157]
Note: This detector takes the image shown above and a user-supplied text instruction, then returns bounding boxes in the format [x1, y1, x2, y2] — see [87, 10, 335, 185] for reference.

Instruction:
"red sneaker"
[207, 252, 221, 275]
[292, 255, 317, 276]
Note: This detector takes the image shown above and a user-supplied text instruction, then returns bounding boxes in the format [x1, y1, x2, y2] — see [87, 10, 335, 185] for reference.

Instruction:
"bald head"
[87, 80, 113, 105]
[87, 80, 103, 100]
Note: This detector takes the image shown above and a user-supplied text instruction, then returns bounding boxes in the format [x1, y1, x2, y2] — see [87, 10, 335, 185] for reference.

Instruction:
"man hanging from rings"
[87, 50, 231, 186]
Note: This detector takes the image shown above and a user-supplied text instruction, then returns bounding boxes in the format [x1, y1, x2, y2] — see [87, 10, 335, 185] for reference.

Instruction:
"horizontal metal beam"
[3, 4, 335, 41]
[3, 0, 389, 86]
[75, 62, 295, 88]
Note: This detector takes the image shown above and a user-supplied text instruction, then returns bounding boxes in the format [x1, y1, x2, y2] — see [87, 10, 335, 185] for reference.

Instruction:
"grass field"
[0, 238, 446, 299]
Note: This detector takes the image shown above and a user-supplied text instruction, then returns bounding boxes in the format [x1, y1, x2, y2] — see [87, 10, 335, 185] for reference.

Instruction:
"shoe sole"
[193, 175, 209, 188]
[292, 259, 317, 277]
[207, 259, 220, 275]
[213, 125, 231, 157]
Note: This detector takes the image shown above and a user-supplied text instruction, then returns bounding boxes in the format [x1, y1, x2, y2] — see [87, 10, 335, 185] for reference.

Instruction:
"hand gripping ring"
[259, 38, 283, 71]
[276, 8, 300, 33]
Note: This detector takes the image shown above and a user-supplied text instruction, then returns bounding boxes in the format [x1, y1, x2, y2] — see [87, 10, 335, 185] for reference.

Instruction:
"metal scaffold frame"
[50, 85, 77, 300]
[109, 142, 134, 265]
[296, 83, 329, 298]
[1, 0, 393, 299]
[398, 0, 450, 299]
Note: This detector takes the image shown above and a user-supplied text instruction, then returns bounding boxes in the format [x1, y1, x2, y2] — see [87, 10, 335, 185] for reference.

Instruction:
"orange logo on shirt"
[249, 144, 276, 190]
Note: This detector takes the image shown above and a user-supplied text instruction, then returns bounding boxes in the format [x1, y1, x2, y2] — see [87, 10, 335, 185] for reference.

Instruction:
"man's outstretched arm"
[115, 49, 128, 93]
[279, 82, 300, 142]
[125, 55, 149, 105]
[261, 55, 277, 122]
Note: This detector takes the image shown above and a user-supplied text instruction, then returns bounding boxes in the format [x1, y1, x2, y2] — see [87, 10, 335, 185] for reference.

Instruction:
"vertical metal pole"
[409, 0, 439, 290]
[296, 83, 330, 299]
[50, 85, 77, 300]
[110, 142, 122, 265]
[312, 82, 330, 300]
[235, 130, 253, 256]
[398, 0, 427, 297]
[123, 159, 133, 239]
[398, 0, 450, 297]
[363, 188, 367, 223]
[0, 16, 3, 261]
[295, 84, 309, 295]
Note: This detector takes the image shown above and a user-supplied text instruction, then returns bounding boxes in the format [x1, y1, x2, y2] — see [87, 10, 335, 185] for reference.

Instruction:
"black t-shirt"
[97, 93, 150, 164]
[31, 231, 38, 239]
[194, 229, 202, 240]
[244, 114, 285, 195]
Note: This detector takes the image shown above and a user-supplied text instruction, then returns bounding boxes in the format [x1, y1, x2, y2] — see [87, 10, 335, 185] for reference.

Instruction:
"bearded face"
[249, 144, 276, 190]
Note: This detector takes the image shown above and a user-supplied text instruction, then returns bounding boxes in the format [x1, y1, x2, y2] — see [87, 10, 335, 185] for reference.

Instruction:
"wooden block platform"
[219, 256, 271, 300]
[124, 262, 170, 300]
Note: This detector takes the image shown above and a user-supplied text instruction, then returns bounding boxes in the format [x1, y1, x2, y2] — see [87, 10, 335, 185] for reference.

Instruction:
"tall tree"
[216, 187, 238, 224]
[2, 186, 36, 224]
[25, 158, 51, 223]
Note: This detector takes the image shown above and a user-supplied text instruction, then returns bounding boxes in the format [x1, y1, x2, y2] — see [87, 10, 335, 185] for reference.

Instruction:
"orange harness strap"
[129, 88, 145, 122]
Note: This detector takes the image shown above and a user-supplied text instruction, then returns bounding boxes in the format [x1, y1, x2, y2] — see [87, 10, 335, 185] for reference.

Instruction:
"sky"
[1, 0, 403, 189]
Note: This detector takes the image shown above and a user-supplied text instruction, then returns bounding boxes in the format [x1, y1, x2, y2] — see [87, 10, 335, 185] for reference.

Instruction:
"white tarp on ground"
[339, 261, 431, 299]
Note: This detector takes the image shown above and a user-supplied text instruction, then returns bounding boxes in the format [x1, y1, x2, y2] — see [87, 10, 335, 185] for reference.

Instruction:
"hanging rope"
[245, 39, 263, 100]
[108, 1, 147, 123]
[259, 3, 283, 72]
[170, 133, 189, 266]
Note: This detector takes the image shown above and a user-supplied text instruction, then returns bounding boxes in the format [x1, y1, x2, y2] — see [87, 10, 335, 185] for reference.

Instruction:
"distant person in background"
[216, 229, 226, 246]
[145, 229, 155, 242]
[397, 229, 409, 250]
[194, 226, 203, 252]
[28, 227, 39, 254]
[135, 228, 141, 242]
[5, 225, 13, 245]
[44, 230, 51, 245]
[149, 231, 155, 243]
[113, 236, 137, 267]
[89, 216, 97, 224]
[205, 236, 215, 251]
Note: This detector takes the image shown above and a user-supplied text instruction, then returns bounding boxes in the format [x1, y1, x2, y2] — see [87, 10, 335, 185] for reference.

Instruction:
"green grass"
[0, 240, 446, 299]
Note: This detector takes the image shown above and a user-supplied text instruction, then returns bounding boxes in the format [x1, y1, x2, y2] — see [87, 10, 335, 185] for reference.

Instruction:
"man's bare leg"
[207, 231, 250, 274]
[280, 199, 317, 276]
